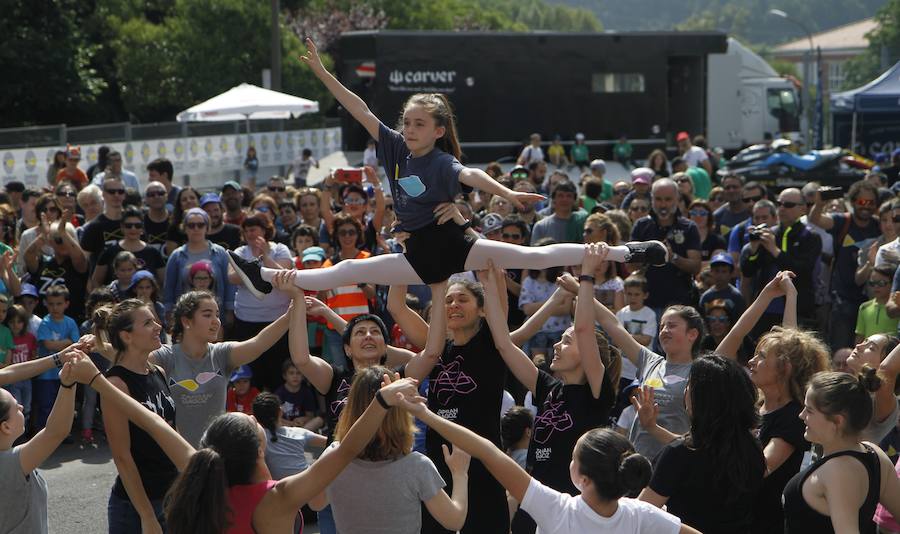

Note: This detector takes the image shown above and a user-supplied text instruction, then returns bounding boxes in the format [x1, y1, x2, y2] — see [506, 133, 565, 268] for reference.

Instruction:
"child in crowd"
[14, 283, 42, 336]
[856, 265, 900, 342]
[500, 406, 534, 470]
[615, 275, 657, 395]
[0, 295, 14, 367]
[297, 247, 328, 352]
[291, 227, 320, 263]
[187, 260, 216, 293]
[698, 253, 745, 318]
[391, 292, 424, 352]
[226, 365, 260, 415]
[520, 238, 571, 359]
[614, 381, 641, 436]
[547, 135, 568, 168]
[292, 147, 319, 188]
[34, 285, 79, 431]
[275, 360, 324, 431]
[3, 304, 37, 428]
[106, 251, 138, 301]
[128, 270, 167, 342]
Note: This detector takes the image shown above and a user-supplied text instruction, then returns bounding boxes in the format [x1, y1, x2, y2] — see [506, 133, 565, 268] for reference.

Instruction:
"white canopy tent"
[176, 83, 320, 145]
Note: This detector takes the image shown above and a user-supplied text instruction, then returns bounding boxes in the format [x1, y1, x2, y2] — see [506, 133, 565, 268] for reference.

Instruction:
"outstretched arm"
[405, 281, 449, 381]
[510, 286, 573, 347]
[276, 273, 334, 395]
[479, 265, 538, 394]
[299, 39, 380, 140]
[716, 271, 794, 359]
[229, 310, 290, 367]
[17, 363, 77, 474]
[458, 168, 544, 212]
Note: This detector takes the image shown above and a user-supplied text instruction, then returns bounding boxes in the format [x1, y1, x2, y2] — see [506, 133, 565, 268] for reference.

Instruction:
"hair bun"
[618, 452, 652, 494]
[859, 365, 883, 393]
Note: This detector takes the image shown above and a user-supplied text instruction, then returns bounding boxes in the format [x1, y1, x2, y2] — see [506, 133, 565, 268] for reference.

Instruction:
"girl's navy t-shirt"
[377, 122, 465, 232]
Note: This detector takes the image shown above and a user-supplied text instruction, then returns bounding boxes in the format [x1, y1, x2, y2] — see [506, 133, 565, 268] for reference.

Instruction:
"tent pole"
[850, 112, 857, 153]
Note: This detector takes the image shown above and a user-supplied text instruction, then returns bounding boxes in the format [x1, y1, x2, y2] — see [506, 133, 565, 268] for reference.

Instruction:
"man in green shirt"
[589, 159, 613, 201]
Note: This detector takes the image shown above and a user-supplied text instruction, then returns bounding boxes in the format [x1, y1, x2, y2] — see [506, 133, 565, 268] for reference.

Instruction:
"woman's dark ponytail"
[252, 392, 281, 443]
[164, 448, 229, 534]
[576, 428, 651, 500]
[618, 452, 652, 498]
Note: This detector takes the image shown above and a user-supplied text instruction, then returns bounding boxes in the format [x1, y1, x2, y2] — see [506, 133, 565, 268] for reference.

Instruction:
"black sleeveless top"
[782, 444, 881, 534]
[107, 365, 179, 501]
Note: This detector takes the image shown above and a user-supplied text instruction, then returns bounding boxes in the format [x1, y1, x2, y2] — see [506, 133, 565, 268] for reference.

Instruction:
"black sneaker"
[227, 251, 272, 300]
[624, 240, 669, 266]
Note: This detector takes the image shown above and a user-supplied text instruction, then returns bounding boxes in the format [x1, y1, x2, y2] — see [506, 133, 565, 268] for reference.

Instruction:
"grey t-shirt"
[530, 215, 570, 245]
[152, 342, 235, 446]
[628, 347, 692, 460]
[0, 448, 48, 534]
[325, 447, 445, 534]
[263, 427, 314, 480]
[864, 397, 899, 443]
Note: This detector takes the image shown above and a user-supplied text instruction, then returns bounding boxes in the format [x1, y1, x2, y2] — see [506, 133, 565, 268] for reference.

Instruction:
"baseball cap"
[710, 253, 734, 267]
[510, 165, 528, 179]
[230, 365, 253, 382]
[631, 167, 654, 185]
[222, 180, 242, 192]
[676, 131, 691, 142]
[4, 180, 24, 193]
[301, 246, 326, 264]
[19, 283, 39, 298]
[481, 213, 504, 235]
[128, 270, 155, 290]
[200, 193, 221, 207]
[575, 132, 585, 141]
[590, 159, 606, 172]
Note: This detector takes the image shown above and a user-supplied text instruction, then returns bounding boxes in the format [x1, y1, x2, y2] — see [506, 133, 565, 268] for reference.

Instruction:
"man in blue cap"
[202, 192, 242, 250]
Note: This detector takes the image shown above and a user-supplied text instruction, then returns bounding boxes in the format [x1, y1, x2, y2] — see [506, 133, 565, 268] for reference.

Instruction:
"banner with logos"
[1, 127, 341, 191]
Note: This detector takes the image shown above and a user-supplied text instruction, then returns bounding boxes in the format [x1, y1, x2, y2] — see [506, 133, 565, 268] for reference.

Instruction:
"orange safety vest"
[323, 250, 372, 329]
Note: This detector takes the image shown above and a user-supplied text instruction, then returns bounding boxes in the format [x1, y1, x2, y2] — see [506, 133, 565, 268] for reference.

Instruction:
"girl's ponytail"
[252, 392, 282, 442]
[164, 448, 229, 534]
[403, 93, 462, 160]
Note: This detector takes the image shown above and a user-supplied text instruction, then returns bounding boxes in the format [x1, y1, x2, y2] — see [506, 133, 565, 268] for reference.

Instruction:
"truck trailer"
[337, 31, 799, 161]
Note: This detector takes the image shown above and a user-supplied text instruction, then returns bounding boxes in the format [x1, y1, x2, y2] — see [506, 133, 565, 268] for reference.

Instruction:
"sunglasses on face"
[337, 229, 358, 237]
[855, 198, 876, 208]
[776, 201, 802, 209]
[123, 221, 143, 229]
[57, 191, 76, 198]
[675, 178, 691, 184]
[502, 233, 522, 240]
[146, 190, 166, 198]
[104, 188, 126, 195]
[268, 186, 286, 193]
[743, 195, 763, 204]
[688, 209, 709, 217]
[255, 205, 270, 213]
[185, 222, 207, 230]
[707, 316, 729, 323]
[868, 280, 890, 287]
[614, 189, 630, 195]
[343, 198, 366, 206]
[511, 172, 529, 180]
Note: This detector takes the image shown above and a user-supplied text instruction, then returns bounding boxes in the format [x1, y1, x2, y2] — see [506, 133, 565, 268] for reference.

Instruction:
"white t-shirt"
[876, 238, 900, 269]
[519, 145, 545, 166]
[615, 306, 658, 381]
[234, 242, 293, 322]
[520, 478, 681, 534]
[617, 406, 636, 431]
[363, 147, 378, 168]
[681, 146, 709, 168]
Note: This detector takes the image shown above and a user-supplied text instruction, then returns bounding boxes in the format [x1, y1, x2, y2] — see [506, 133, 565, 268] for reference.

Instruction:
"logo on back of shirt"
[431, 355, 477, 406]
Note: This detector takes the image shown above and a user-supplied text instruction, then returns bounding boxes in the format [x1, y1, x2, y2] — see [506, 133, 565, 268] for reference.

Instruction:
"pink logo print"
[430, 356, 477, 405]
[533, 398, 573, 444]
[330, 379, 351, 415]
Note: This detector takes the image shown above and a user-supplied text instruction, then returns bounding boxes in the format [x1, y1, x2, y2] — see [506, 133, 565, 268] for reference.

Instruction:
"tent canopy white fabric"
[176, 83, 319, 122]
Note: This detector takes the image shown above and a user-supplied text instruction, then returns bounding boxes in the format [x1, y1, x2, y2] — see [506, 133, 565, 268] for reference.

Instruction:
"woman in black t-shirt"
[91, 206, 165, 289]
[24, 218, 89, 322]
[95, 299, 178, 534]
[479, 248, 618, 534]
[639, 355, 765, 534]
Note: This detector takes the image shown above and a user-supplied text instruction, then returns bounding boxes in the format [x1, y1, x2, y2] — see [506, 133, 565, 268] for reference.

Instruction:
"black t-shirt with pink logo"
[323, 364, 354, 441]
[528, 369, 615, 494]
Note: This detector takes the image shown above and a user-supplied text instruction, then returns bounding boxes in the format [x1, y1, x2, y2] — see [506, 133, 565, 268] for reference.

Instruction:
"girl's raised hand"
[433, 202, 466, 225]
[631, 386, 659, 430]
[304, 296, 328, 316]
[443, 444, 471, 477]
[394, 391, 428, 416]
[581, 242, 609, 274]
[379, 373, 420, 407]
[556, 272, 579, 295]
[507, 191, 545, 211]
[272, 270, 302, 297]
[299, 38, 327, 75]
[761, 270, 795, 299]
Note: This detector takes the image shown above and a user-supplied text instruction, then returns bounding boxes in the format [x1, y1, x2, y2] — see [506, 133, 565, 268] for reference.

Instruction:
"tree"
[842, 0, 900, 88]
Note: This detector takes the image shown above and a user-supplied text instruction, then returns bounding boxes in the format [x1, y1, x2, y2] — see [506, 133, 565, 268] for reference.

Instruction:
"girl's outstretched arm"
[300, 38, 380, 140]
[458, 168, 543, 211]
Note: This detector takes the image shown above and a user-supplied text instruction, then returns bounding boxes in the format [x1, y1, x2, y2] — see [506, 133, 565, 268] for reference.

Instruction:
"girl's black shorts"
[404, 221, 476, 284]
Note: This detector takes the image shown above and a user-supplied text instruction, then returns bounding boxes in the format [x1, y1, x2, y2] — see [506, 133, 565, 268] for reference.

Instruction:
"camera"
[818, 186, 844, 201]
[748, 224, 768, 241]
[333, 168, 364, 183]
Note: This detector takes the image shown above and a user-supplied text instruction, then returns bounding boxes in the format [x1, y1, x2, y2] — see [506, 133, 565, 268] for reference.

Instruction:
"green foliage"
[842, 0, 900, 88]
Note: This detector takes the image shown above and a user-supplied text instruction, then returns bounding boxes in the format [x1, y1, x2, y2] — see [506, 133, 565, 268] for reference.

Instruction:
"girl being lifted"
[229, 39, 666, 297]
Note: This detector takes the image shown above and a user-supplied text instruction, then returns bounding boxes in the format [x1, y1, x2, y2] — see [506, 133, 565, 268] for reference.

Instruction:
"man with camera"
[740, 189, 822, 335]
[808, 180, 882, 350]
[631, 178, 702, 314]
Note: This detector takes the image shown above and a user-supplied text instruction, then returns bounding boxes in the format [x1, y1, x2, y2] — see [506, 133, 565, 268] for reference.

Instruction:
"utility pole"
[271, 0, 282, 91]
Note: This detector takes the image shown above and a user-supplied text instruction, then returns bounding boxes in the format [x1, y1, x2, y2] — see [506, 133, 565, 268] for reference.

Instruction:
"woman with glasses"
[163, 208, 234, 321]
[226, 215, 294, 391]
[164, 186, 200, 256]
[627, 198, 651, 224]
[53, 181, 83, 227]
[24, 214, 89, 322]
[91, 206, 165, 288]
[687, 200, 727, 263]
[320, 166, 385, 253]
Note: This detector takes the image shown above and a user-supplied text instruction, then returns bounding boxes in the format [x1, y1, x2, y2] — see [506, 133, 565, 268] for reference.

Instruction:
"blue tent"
[831, 62, 900, 156]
